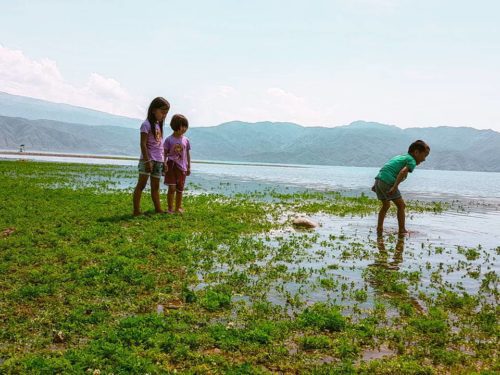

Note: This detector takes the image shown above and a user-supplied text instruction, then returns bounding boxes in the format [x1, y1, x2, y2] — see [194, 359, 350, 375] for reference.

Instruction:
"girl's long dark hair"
[146, 97, 170, 140]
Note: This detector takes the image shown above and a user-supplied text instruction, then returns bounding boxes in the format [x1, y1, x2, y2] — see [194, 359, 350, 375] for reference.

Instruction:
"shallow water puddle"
[197, 207, 499, 311]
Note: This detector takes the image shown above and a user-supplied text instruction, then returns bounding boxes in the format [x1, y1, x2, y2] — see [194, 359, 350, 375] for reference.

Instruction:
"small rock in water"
[292, 216, 318, 229]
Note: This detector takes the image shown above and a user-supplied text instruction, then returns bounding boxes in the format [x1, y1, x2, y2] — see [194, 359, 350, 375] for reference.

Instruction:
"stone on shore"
[292, 216, 318, 229]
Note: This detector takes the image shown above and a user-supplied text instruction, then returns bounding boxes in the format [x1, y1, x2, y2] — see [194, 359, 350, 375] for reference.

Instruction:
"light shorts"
[373, 178, 402, 201]
[138, 160, 163, 179]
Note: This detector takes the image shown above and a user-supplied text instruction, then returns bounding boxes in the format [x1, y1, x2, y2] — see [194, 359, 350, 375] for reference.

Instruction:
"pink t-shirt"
[139, 120, 164, 162]
[164, 135, 191, 172]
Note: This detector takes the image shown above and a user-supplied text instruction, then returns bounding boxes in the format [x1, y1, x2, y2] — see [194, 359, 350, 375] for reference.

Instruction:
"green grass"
[0, 160, 497, 374]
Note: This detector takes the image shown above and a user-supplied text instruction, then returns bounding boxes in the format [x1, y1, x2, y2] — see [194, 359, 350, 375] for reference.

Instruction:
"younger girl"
[132, 97, 170, 216]
[164, 114, 191, 213]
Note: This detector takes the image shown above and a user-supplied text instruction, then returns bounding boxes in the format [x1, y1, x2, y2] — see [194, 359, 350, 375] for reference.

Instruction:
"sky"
[0, 0, 499, 130]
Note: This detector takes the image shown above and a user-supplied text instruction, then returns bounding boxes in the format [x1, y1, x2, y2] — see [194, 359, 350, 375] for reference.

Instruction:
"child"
[372, 140, 430, 235]
[132, 97, 170, 216]
[164, 114, 191, 213]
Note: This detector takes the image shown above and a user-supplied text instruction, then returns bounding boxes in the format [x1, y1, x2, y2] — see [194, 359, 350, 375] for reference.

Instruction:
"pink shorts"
[164, 160, 186, 192]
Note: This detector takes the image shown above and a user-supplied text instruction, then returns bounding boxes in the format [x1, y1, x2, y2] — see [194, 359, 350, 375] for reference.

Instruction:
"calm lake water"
[2, 153, 500, 201]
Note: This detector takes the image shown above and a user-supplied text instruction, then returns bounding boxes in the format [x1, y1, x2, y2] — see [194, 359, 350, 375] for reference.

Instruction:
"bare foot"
[133, 211, 142, 217]
[166, 209, 175, 214]
[175, 208, 184, 214]
[398, 229, 409, 236]
[155, 210, 165, 214]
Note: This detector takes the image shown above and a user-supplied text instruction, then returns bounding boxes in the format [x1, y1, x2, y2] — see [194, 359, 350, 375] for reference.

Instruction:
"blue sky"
[1, 0, 499, 130]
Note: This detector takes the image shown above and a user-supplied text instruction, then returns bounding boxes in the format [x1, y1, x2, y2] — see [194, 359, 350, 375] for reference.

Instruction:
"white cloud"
[0, 44, 144, 118]
[180, 85, 336, 126]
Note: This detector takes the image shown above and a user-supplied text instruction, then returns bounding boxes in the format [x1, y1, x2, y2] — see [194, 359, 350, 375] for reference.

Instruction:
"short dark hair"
[408, 140, 429, 154]
[170, 114, 189, 131]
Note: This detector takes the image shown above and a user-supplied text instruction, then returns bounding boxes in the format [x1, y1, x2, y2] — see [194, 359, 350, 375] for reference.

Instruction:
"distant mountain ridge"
[1, 93, 499, 172]
[188, 120, 500, 172]
[0, 115, 137, 155]
[0, 91, 140, 128]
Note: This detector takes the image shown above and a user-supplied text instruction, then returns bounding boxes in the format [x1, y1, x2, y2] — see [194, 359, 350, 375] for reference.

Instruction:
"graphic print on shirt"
[171, 143, 183, 161]
[154, 129, 161, 143]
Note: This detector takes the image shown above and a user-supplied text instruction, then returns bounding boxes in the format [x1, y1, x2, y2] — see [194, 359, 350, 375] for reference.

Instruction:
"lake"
[2, 152, 500, 201]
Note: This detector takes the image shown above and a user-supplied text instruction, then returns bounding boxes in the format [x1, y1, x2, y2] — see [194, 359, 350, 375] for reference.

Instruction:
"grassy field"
[0, 160, 497, 374]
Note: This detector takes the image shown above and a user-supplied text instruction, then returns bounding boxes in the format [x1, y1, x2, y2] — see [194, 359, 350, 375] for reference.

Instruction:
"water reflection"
[367, 235, 425, 313]
[374, 235, 405, 270]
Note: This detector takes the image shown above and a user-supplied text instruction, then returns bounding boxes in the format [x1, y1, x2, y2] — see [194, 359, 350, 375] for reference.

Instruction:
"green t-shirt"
[376, 153, 417, 184]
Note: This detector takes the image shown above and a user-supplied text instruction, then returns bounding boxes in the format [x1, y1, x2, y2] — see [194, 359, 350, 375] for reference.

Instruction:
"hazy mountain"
[1, 115, 499, 172]
[0, 91, 140, 128]
[1, 92, 499, 172]
[0, 116, 137, 155]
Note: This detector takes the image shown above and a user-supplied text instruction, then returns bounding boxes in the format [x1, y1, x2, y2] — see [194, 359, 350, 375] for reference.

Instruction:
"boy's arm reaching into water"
[388, 166, 409, 195]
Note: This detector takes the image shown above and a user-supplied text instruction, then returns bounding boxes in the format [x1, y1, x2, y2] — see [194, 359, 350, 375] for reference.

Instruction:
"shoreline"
[1, 152, 500, 205]
[0, 151, 305, 169]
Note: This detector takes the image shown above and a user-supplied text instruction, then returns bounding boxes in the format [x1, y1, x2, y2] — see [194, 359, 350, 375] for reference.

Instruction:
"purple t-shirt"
[139, 120, 164, 162]
[164, 135, 191, 172]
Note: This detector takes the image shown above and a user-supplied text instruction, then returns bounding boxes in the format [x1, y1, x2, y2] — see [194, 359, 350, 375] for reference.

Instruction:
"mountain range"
[0, 91, 140, 128]
[1, 92, 499, 172]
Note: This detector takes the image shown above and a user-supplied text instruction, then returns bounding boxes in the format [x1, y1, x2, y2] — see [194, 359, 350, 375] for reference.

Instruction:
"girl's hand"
[388, 186, 397, 195]
[186, 169, 191, 176]
[145, 161, 152, 173]
[164, 162, 168, 172]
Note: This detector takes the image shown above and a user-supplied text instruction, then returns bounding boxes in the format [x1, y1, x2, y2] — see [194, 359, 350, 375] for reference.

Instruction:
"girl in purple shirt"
[132, 97, 170, 216]
[164, 114, 191, 213]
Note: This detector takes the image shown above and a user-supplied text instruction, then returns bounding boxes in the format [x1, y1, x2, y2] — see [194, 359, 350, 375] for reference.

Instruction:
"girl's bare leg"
[133, 174, 149, 216]
[150, 177, 163, 213]
[175, 191, 183, 212]
[167, 185, 175, 212]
